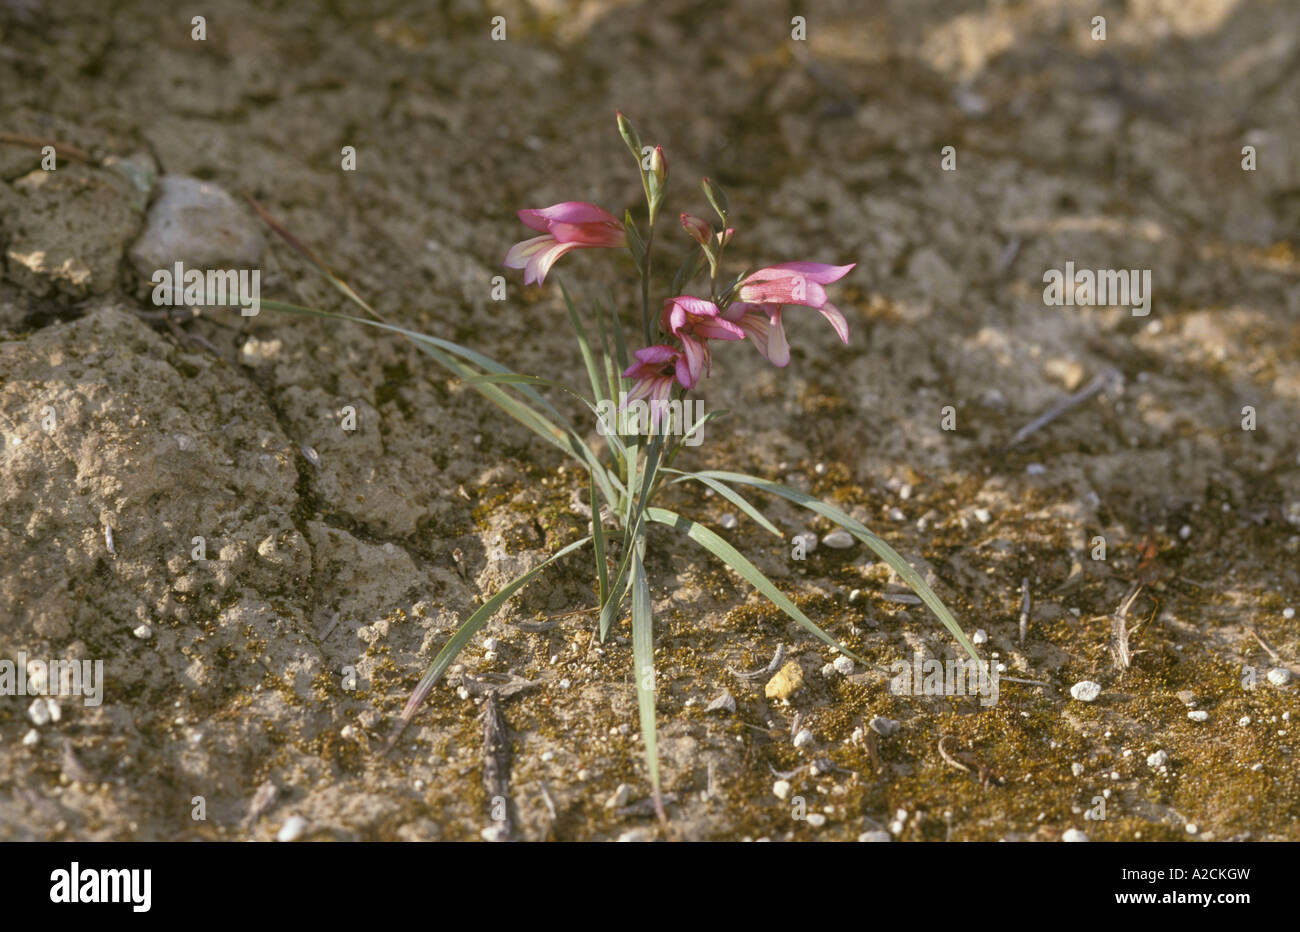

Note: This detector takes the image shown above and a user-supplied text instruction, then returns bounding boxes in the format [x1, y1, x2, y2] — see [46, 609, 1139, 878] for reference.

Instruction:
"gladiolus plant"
[261, 114, 982, 824]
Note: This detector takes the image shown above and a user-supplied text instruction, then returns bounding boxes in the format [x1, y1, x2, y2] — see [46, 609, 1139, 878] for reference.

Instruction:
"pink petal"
[525, 240, 580, 285]
[676, 335, 707, 389]
[632, 344, 680, 365]
[519, 201, 621, 230]
[766, 261, 855, 284]
[693, 319, 746, 341]
[765, 309, 790, 366]
[818, 301, 850, 344]
[504, 234, 555, 269]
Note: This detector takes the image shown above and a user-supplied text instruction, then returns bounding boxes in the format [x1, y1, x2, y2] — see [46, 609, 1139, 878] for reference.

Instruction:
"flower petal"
[504, 234, 555, 269]
[818, 301, 850, 344]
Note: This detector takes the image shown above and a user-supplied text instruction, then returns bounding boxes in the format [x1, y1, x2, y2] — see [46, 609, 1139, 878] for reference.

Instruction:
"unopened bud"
[681, 213, 712, 246]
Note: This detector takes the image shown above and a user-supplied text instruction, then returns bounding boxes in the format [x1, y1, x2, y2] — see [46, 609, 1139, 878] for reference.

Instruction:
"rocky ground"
[1, 0, 1297, 841]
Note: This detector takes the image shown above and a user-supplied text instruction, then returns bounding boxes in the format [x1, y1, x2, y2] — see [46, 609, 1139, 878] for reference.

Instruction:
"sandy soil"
[0, 0, 1297, 840]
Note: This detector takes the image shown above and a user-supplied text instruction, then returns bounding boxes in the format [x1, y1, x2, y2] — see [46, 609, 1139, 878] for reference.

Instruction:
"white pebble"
[822, 530, 854, 549]
[559, 678, 571, 689]
[1026, 463, 1046, 475]
[857, 830, 891, 842]
[832, 656, 854, 675]
[888, 508, 906, 522]
[973, 508, 992, 524]
[848, 588, 862, 603]
[276, 815, 308, 842]
[1239, 716, 1251, 727]
[1267, 668, 1292, 686]
[1188, 710, 1208, 722]
[805, 813, 827, 828]
[605, 784, 631, 809]
[132, 624, 152, 639]
[1185, 823, 1198, 835]
[719, 513, 739, 530]
[793, 728, 814, 748]
[1071, 762, 1085, 777]
[1178, 524, 1191, 540]
[27, 699, 51, 726]
[1070, 680, 1102, 702]
[1283, 607, 1295, 620]
[483, 637, 500, 651]
[22, 729, 40, 747]
[1146, 750, 1168, 768]
[772, 780, 791, 800]
[972, 628, 988, 645]
[1062, 828, 1089, 842]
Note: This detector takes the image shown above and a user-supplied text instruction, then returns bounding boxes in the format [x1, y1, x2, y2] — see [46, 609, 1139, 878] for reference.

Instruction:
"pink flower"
[504, 201, 627, 285]
[659, 296, 744, 389]
[733, 262, 855, 366]
[622, 345, 682, 424]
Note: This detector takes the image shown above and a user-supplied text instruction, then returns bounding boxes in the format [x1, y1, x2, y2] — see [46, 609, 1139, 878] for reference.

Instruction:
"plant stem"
[640, 221, 655, 346]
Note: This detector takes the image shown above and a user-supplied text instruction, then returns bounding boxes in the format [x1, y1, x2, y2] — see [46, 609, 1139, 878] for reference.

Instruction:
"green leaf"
[691, 471, 981, 662]
[560, 279, 607, 406]
[646, 507, 863, 663]
[384, 535, 592, 751]
[701, 176, 730, 224]
[631, 539, 665, 822]
[591, 473, 609, 609]
[624, 213, 646, 271]
[663, 468, 782, 538]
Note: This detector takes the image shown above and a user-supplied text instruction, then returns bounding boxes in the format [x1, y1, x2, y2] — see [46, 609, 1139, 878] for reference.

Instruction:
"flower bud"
[680, 213, 712, 246]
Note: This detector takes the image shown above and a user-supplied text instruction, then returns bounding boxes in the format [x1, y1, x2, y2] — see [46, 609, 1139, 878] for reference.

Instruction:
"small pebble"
[858, 830, 891, 842]
[23, 729, 40, 747]
[972, 628, 988, 645]
[1071, 762, 1085, 777]
[1070, 680, 1102, 702]
[805, 813, 827, 828]
[480, 825, 509, 842]
[1283, 607, 1295, 620]
[765, 661, 804, 700]
[1185, 823, 1198, 835]
[1267, 668, 1292, 687]
[1026, 463, 1046, 475]
[1062, 828, 1089, 843]
[1238, 716, 1251, 726]
[1178, 524, 1192, 540]
[706, 690, 736, 713]
[132, 624, 152, 639]
[793, 728, 814, 748]
[1146, 750, 1168, 769]
[483, 637, 500, 651]
[793, 531, 818, 553]
[605, 784, 631, 809]
[832, 655, 854, 675]
[822, 530, 854, 549]
[1188, 710, 1209, 722]
[973, 508, 992, 524]
[26, 699, 51, 726]
[888, 508, 906, 522]
[869, 716, 900, 737]
[276, 815, 308, 842]
[848, 588, 862, 603]
[772, 780, 791, 800]
[719, 513, 739, 530]
[617, 828, 654, 843]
